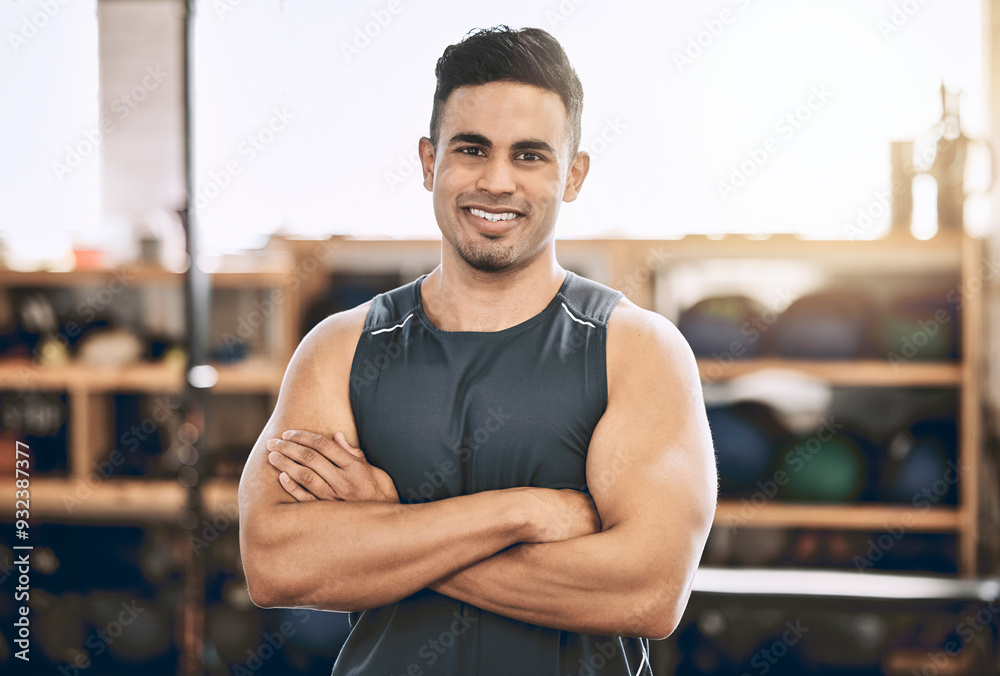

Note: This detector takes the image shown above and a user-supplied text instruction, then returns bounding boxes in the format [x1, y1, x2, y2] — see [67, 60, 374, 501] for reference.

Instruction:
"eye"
[457, 146, 485, 157]
[516, 152, 544, 162]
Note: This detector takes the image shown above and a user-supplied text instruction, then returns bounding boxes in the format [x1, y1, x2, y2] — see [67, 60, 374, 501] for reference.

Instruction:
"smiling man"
[238, 26, 717, 675]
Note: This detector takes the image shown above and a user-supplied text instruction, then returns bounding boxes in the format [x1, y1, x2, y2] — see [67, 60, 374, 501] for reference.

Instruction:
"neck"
[421, 245, 565, 332]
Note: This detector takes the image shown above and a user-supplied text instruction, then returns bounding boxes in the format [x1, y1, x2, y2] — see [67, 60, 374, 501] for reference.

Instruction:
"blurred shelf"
[0, 261, 293, 287]
[697, 358, 962, 386]
[0, 478, 239, 523]
[0, 357, 284, 393]
[642, 233, 964, 271]
[714, 501, 961, 532]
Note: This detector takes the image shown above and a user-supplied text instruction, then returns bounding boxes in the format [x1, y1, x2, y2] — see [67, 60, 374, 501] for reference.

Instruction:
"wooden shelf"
[714, 501, 961, 532]
[697, 358, 962, 386]
[0, 478, 239, 523]
[0, 261, 293, 287]
[634, 233, 964, 272]
[0, 357, 285, 393]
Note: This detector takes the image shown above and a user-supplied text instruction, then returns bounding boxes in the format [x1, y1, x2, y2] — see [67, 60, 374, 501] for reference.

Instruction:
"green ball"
[781, 436, 865, 502]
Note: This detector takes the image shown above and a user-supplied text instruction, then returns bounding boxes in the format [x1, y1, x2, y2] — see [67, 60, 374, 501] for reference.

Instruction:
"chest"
[351, 324, 606, 501]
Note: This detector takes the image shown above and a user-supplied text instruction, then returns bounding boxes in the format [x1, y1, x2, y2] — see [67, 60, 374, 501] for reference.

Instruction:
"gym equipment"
[881, 418, 958, 505]
[677, 295, 768, 358]
[770, 289, 879, 359]
[707, 401, 791, 498]
[876, 289, 958, 361]
[779, 431, 868, 502]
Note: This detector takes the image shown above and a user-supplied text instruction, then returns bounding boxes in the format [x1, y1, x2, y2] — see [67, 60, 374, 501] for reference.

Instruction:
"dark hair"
[429, 26, 584, 156]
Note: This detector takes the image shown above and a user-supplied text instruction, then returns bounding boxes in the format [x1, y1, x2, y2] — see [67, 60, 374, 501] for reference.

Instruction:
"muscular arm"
[238, 306, 587, 611]
[427, 300, 718, 639]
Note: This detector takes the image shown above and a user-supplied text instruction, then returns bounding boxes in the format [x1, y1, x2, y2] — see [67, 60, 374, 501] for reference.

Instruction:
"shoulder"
[605, 297, 701, 395]
[285, 301, 371, 383]
[558, 272, 622, 328]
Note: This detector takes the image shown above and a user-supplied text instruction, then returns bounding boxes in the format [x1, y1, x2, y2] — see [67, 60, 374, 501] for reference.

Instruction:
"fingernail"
[268, 451, 280, 463]
[266, 439, 278, 450]
[279, 472, 289, 482]
[282, 430, 295, 439]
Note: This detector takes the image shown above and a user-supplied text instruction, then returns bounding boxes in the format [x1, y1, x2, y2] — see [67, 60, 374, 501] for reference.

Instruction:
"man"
[238, 26, 717, 675]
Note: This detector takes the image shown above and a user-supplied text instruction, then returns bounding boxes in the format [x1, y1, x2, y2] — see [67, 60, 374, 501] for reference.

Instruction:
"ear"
[562, 150, 590, 203]
[419, 137, 436, 191]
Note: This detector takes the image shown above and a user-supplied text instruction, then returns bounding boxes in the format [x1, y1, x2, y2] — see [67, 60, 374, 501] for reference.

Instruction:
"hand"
[520, 488, 602, 544]
[266, 430, 400, 504]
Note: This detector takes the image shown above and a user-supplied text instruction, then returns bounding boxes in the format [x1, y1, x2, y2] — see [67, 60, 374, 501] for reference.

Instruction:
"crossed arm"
[238, 300, 717, 640]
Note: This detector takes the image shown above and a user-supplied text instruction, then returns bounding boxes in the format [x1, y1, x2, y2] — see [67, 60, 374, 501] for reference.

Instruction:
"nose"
[476, 155, 517, 195]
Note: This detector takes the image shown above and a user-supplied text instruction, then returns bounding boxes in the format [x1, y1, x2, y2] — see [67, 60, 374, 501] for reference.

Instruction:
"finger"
[267, 450, 338, 500]
[334, 432, 367, 460]
[278, 471, 318, 502]
[281, 430, 358, 468]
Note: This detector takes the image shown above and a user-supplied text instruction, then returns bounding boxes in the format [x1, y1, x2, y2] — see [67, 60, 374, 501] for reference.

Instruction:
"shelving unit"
[652, 232, 983, 577]
[0, 260, 295, 525]
[0, 234, 987, 578]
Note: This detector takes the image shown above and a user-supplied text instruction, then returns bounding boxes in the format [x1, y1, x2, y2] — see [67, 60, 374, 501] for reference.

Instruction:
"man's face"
[419, 81, 589, 274]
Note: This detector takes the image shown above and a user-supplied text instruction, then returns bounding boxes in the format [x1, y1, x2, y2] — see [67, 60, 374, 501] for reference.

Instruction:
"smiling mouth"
[465, 207, 523, 223]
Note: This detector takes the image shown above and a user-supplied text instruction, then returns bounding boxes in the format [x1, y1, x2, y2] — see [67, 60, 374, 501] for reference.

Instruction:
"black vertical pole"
[179, 1, 210, 674]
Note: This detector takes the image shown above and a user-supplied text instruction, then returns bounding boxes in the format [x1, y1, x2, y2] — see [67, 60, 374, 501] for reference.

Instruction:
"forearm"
[428, 525, 684, 639]
[240, 488, 530, 612]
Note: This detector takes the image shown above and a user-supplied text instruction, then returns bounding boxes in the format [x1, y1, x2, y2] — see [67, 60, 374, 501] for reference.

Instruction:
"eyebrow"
[448, 132, 556, 155]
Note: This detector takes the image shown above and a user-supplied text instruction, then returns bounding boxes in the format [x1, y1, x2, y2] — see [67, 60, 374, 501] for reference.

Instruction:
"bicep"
[238, 306, 367, 516]
[585, 306, 717, 539]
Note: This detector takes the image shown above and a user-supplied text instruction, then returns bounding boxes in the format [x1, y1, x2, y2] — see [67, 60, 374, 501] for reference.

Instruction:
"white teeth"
[469, 208, 519, 223]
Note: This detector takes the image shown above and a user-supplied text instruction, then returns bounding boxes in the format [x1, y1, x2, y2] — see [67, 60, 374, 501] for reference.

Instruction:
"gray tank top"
[335, 271, 652, 675]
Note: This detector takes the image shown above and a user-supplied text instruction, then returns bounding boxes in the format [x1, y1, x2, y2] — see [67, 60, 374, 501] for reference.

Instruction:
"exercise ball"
[677, 295, 768, 358]
[877, 289, 958, 361]
[881, 418, 958, 505]
[770, 289, 878, 358]
[708, 401, 790, 497]
[780, 432, 867, 502]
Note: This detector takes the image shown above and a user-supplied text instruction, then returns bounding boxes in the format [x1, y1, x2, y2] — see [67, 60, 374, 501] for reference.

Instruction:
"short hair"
[429, 26, 584, 157]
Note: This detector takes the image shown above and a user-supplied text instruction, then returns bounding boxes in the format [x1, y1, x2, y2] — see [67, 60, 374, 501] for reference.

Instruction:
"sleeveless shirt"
[333, 270, 653, 676]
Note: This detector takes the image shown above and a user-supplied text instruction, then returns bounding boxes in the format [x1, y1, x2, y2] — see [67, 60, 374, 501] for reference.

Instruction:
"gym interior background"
[2, 0, 1000, 674]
